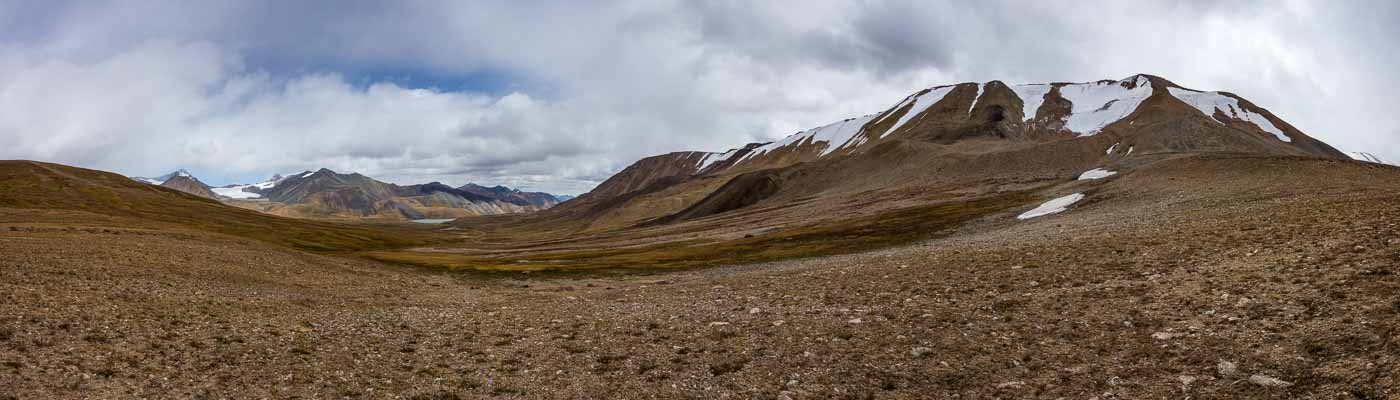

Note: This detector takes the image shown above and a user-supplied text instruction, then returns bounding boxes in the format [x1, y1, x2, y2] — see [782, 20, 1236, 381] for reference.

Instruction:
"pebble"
[847, 318, 863, 324]
[1151, 332, 1175, 340]
[749, 307, 761, 314]
[910, 347, 932, 358]
[1177, 375, 1196, 387]
[995, 381, 1024, 389]
[1248, 374, 1293, 388]
[1216, 360, 1238, 377]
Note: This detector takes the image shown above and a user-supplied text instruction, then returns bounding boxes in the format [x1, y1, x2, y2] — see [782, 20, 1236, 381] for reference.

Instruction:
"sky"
[0, 1, 1396, 195]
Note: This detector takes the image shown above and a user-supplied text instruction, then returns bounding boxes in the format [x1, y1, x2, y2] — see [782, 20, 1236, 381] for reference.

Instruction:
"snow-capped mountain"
[128, 168, 565, 220]
[211, 173, 296, 200]
[128, 169, 221, 200]
[130, 169, 193, 185]
[546, 74, 1348, 230]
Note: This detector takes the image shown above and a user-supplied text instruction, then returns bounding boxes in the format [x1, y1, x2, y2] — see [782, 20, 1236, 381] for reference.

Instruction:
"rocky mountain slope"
[459, 183, 561, 208]
[157, 174, 221, 201]
[230, 168, 557, 220]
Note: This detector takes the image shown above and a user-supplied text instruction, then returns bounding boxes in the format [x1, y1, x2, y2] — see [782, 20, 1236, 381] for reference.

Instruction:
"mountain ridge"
[127, 168, 565, 220]
[520, 74, 1349, 233]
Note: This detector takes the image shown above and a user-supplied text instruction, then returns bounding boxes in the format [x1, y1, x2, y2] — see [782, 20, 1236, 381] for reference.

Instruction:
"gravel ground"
[2, 158, 1398, 399]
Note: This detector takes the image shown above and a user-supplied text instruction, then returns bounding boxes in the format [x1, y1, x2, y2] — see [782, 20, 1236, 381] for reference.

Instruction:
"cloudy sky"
[1, 1, 1395, 194]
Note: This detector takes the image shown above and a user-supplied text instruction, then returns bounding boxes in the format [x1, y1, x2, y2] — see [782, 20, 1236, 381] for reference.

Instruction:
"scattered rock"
[749, 307, 761, 314]
[1151, 332, 1175, 340]
[1248, 374, 1292, 388]
[995, 381, 1024, 389]
[847, 318, 863, 324]
[708, 321, 729, 327]
[1177, 375, 1196, 387]
[1217, 360, 1239, 377]
[910, 347, 932, 358]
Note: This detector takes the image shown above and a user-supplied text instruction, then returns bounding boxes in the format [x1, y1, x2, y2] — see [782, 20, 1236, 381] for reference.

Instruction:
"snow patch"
[1167, 87, 1290, 142]
[1017, 193, 1086, 220]
[737, 114, 877, 163]
[1011, 84, 1052, 122]
[696, 149, 740, 172]
[1350, 152, 1390, 165]
[210, 174, 292, 199]
[1126, 146, 1134, 156]
[1077, 168, 1117, 180]
[1058, 76, 1154, 136]
[212, 186, 261, 199]
[1106, 143, 1119, 155]
[968, 83, 983, 114]
[881, 86, 956, 138]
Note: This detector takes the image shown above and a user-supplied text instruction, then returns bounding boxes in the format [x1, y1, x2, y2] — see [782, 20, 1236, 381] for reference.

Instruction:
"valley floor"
[2, 157, 1399, 398]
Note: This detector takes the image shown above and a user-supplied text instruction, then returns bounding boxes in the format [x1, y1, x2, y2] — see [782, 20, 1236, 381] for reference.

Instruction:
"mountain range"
[501, 74, 1349, 235]
[128, 168, 567, 220]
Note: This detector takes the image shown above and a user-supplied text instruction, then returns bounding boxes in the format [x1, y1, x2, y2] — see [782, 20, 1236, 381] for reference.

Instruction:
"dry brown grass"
[367, 191, 1035, 271]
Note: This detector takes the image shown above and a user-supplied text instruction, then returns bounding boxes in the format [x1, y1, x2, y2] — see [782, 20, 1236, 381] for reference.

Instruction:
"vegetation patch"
[366, 191, 1034, 271]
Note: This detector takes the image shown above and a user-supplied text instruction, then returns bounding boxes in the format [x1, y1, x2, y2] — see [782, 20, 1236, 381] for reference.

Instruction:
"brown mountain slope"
[458, 183, 561, 208]
[158, 174, 220, 200]
[233, 169, 551, 220]
[495, 75, 1348, 236]
[0, 161, 441, 252]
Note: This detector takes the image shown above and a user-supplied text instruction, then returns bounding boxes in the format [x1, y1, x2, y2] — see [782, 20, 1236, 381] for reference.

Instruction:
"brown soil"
[3, 156, 1398, 398]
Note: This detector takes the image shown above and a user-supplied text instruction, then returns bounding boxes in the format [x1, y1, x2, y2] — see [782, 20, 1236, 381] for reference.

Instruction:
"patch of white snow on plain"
[132, 177, 164, 185]
[1106, 143, 1119, 155]
[252, 178, 280, 190]
[1010, 84, 1052, 122]
[212, 185, 261, 199]
[1017, 193, 1086, 220]
[1166, 87, 1290, 142]
[881, 86, 956, 138]
[1058, 76, 1153, 136]
[1077, 168, 1117, 180]
[1126, 146, 1135, 156]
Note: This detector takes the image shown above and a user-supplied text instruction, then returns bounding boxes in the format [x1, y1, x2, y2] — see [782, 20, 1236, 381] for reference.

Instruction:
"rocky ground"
[2, 157, 1398, 398]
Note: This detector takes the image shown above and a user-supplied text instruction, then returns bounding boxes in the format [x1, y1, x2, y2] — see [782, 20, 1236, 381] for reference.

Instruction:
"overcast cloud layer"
[1, 1, 1396, 194]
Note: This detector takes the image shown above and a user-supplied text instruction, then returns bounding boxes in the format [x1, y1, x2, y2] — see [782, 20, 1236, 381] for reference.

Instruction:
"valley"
[3, 74, 1398, 398]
